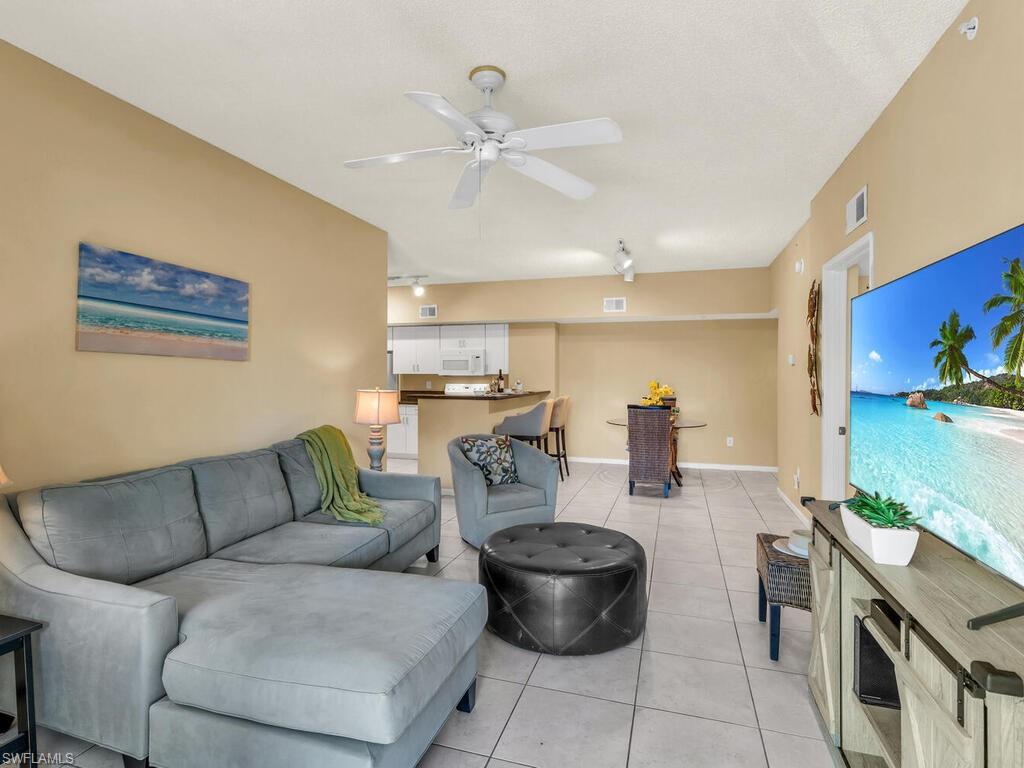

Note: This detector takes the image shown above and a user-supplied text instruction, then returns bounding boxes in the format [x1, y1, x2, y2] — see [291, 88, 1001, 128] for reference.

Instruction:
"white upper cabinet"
[485, 324, 509, 374]
[415, 326, 440, 374]
[390, 324, 506, 376]
[439, 324, 486, 350]
[391, 326, 440, 374]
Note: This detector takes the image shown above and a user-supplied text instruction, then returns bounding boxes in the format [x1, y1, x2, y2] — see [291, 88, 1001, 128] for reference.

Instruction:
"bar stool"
[547, 396, 571, 480]
[494, 399, 554, 451]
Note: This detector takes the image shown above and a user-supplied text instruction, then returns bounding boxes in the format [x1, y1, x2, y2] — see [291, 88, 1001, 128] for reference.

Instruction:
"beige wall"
[0, 42, 387, 490]
[388, 267, 773, 325]
[558, 321, 778, 467]
[771, 0, 1024, 505]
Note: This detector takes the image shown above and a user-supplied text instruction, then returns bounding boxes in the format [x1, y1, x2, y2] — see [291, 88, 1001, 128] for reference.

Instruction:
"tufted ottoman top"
[481, 522, 645, 576]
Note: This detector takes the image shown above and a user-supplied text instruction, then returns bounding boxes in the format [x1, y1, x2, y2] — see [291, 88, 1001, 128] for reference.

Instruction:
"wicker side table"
[755, 532, 811, 661]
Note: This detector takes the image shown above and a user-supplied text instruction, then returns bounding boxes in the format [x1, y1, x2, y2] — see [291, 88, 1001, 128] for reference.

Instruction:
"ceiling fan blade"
[502, 152, 595, 200]
[449, 160, 492, 209]
[502, 117, 622, 152]
[405, 92, 483, 142]
[344, 146, 469, 169]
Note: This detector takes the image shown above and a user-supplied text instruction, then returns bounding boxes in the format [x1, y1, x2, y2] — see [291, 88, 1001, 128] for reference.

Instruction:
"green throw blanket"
[297, 425, 384, 524]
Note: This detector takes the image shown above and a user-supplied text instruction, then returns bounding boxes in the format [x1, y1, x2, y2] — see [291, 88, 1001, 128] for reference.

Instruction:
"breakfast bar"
[408, 390, 550, 491]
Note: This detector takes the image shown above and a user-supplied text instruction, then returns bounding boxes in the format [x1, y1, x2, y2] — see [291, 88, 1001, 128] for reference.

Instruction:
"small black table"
[0, 615, 43, 763]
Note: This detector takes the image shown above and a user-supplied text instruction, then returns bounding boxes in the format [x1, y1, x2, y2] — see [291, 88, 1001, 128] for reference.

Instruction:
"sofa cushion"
[139, 559, 487, 744]
[271, 439, 322, 518]
[212, 521, 387, 568]
[17, 467, 206, 584]
[486, 482, 547, 514]
[182, 450, 293, 553]
[302, 498, 433, 553]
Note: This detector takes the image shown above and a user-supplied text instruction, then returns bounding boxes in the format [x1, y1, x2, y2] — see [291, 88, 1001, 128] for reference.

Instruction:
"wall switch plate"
[726, 436, 734, 447]
[425, 381, 432, 389]
[787, 354, 796, 366]
[794, 467, 801, 490]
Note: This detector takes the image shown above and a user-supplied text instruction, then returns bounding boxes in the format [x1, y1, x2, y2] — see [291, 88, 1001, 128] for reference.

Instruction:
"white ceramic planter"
[840, 504, 920, 566]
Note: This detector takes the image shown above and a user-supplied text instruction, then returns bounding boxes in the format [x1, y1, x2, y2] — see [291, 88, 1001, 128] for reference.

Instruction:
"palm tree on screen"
[930, 310, 1021, 395]
[983, 257, 1024, 385]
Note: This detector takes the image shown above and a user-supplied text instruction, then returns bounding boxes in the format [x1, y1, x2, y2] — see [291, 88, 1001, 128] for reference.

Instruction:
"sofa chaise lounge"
[0, 440, 486, 768]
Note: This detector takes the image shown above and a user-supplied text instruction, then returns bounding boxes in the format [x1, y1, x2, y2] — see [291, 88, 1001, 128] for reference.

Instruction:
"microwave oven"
[439, 348, 485, 376]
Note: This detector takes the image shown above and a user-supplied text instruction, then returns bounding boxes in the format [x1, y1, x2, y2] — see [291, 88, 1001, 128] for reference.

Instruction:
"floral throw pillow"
[460, 435, 519, 486]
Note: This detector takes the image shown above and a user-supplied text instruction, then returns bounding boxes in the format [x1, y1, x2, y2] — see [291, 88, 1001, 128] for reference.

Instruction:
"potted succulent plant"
[839, 492, 921, 566]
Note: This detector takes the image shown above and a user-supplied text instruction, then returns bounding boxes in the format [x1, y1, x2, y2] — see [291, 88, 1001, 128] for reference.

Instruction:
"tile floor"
[32, 461, 841, 768]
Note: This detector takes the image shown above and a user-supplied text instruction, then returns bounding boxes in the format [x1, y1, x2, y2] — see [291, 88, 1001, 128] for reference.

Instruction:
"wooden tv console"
[803, 499, 1024, 767]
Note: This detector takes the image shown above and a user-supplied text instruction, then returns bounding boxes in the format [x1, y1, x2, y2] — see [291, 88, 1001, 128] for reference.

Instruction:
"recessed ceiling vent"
[419, 304, 438, 319]
[603, 297, 627, 313]
[846, 185, 868, 234]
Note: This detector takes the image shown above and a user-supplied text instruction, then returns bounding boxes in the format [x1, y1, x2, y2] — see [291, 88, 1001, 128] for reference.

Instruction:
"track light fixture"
[612, 239, 634, 281]
[387, 274, 429, 297]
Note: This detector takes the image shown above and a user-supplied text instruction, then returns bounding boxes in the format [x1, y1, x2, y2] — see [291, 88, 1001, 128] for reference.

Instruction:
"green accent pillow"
[460, 435, 519, 486]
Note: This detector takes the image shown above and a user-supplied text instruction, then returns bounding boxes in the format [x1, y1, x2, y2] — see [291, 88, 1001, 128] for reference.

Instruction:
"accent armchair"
[447, 435, 558, 548]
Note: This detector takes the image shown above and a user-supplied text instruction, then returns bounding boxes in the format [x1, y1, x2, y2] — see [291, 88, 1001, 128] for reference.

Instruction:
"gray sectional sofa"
[0, 440, 486, 768]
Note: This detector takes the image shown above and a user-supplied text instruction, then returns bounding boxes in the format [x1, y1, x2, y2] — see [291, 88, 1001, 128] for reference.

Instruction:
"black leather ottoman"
[479, 522, 648, 655]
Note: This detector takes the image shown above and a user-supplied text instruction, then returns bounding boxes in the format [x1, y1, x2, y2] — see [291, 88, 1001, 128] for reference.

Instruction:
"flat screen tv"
[850, 223, 1024, 589]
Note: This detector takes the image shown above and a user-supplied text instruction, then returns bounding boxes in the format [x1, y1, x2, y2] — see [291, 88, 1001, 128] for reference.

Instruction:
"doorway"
[820, 232, 874, 499]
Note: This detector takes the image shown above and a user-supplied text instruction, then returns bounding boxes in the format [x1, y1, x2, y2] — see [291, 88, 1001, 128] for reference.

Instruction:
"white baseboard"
[567, 456, 778, 473]
[777, 487, 812, 524]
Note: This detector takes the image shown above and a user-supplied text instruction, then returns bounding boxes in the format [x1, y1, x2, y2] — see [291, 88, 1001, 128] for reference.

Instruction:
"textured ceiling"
[0, 1, 967, 283]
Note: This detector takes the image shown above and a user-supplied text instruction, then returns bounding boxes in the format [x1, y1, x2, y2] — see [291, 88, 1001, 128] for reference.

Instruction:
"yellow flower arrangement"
[640, 379, 675, 406]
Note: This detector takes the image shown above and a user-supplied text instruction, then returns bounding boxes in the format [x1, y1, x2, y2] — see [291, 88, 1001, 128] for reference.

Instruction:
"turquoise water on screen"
[77, 297, 248, 343]
[850, 392, 1024, 587]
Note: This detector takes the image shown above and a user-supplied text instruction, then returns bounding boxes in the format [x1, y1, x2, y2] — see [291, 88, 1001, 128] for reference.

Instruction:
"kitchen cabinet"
[485, 324, 509, 374]
[390, 323, 507, 376]
[440, 324, 485, 350]
[391, 326, 440, 374]
[386, 405, 418, 458]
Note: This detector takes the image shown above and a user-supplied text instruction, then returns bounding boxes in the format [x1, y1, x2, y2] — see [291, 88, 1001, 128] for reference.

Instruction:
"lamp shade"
[0, 464, 10, 487]
[354, 389, 400, 426]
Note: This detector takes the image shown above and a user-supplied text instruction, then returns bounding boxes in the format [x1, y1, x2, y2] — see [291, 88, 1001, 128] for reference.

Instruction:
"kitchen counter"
[400, 390, 549, 405]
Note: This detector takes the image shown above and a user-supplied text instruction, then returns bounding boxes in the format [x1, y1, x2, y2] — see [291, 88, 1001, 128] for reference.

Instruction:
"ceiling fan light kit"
[345, 66, 622, 209]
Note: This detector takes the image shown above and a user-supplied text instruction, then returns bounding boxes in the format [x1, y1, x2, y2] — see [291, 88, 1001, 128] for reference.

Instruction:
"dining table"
[606, 413, 708, 486]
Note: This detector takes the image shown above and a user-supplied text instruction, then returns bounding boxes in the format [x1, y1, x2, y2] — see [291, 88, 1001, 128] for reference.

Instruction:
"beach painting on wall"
[76, 242, 249, 361]
[850, 222, 1024, 587]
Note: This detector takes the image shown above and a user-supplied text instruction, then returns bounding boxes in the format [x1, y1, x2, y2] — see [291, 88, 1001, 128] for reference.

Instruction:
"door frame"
[820, 231, 874, 500]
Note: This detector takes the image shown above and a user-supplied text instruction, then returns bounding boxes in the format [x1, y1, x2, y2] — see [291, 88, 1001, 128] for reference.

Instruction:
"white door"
[415, 326, 440, 374]
[404, 406, 419, 456]
[391, 327, 417, 374]
[484, 324, 509, 374]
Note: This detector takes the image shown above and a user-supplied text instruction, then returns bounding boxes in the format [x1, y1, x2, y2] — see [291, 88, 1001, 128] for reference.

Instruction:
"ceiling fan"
[344, 66, 622, 209]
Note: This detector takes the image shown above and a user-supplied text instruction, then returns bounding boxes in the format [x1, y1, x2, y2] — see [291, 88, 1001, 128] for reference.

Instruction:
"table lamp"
[0, 464, 10, 487]
[353, 388, 400, 471]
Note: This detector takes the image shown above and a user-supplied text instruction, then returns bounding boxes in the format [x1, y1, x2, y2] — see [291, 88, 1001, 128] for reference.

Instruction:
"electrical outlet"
[794, 467, 801, 490]
[425, 381, 433, 390]
[726, 436, 734, 448]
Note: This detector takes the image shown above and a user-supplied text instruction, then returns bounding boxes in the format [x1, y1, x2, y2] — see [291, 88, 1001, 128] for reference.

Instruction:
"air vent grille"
[846, 186, 868, 234]
[603, 297, 627, 313]
[419, 304, 438, 319]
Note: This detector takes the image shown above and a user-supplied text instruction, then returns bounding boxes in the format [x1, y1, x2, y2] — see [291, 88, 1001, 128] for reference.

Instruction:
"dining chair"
[627, 405, 673, 497]
[547, 395, 571, 480]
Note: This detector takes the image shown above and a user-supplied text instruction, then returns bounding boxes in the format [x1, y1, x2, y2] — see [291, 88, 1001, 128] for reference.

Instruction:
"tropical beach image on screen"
[850, 223, 1024, 587]
[76, 242, 249, 361]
